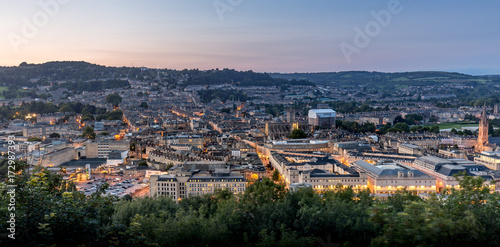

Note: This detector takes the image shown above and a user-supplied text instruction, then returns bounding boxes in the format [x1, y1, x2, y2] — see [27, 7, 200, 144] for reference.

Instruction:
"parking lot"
[75, 175, 149, 198]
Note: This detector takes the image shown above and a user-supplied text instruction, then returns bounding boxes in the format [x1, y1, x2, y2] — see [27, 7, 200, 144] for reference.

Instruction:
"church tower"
[475, 105, 489, 153]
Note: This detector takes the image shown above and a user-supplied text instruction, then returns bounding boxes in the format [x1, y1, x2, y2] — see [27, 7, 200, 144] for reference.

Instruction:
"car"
[87, 181, 93, 184]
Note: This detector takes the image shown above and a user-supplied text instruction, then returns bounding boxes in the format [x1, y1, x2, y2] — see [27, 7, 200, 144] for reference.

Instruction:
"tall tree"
[106, 93, 122, 107]
[82, 126, 95, 139]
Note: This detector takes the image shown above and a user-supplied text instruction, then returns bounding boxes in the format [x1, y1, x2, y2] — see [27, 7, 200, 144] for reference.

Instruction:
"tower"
[475, 105, 489, 153]
[287, 108, 296, 123]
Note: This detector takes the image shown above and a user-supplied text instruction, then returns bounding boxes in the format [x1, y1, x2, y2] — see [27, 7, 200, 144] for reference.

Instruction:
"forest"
[0, 101, 121, 122]
[183, 68, 314, 87]
[197, 89, 249, 103]
[1, 165, 499, 247]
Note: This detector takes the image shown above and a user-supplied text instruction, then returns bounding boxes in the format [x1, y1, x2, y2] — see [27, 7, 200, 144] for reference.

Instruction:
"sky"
[0, 0, 499, 75]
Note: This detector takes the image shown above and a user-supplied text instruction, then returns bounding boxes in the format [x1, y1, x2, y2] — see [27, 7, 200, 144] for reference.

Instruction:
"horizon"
[1, 1, 500, 75]
[5, 60, 499, 76]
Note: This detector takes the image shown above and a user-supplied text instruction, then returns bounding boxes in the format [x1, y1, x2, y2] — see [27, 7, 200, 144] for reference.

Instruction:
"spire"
[481, 104, 487, 125]
[475, 104, 490, 152]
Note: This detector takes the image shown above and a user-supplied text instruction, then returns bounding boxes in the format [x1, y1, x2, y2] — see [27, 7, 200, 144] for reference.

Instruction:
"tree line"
[0, 101, 122, 122]
[1, 165, 499, 247]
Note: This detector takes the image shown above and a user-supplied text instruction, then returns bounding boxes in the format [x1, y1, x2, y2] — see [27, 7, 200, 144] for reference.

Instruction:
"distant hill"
[0, 61, 315, 88]
[269, 71, 498, 87]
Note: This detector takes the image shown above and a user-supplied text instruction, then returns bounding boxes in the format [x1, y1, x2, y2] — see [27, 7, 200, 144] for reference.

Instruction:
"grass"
[391, 77, 410, 82]
[437, 122, 479, 130]
[416, 77, 450, 81]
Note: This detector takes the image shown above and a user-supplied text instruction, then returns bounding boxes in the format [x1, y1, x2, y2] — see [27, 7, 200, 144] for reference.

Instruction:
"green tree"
[49, 132, 61, 138]
[106, 93, 122, 107]
[393, 115, 405, 124]
[272, 169, 280, 181]
[82, 126, 95, 139]
[289, 129, 307, 139]
[59, 104, 73, 113]
[0, 167, 117, 247]
[27, 137, 43, 142]
[404, 114, 423, 125]
[430, 125, 440, 133]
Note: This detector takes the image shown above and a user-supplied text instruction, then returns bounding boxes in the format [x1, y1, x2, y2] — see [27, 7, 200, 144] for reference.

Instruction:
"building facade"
[352, 160, 436, 194]
[308, 109, 336, 128]
[149, 171, 246, 200]
[474, 151, 500, 170]
[86, 140, 130, 159]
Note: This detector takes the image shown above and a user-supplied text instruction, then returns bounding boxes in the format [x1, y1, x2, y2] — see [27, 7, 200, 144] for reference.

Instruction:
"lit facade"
[149, 171, 246, 200]
[352, 160, 436, 194]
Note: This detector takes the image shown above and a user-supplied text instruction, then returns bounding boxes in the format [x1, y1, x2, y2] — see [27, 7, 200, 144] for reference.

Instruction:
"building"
[286, 108, 296, 123]
[86, 140, 130, 159]
[352, 160, 436, 194]
[160, 135, 204, 149]
[268, 139, 330, 153]
[475, 106, 495, 152]
[333, 141, 372, 154]
[474, 151, 500, 170]
[264, 122, 308, 140]
[149, 170, 246, 200]
[94, 122, 104, 131]
[397, 143, 422, 156]
[28, 147, 76, 167]
[289, 183, 312, 192]
[438, 149, 467, 159]
[298, 168, 368, 192]
[22, 125, 57, 139]
[308, 109, 336, 128]
[413, 156, 499, 191]
[106, 150, 129, 166]
[269, 152, 367, 191]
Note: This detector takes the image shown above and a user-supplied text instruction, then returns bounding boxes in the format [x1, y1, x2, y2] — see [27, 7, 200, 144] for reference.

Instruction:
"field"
[437, 122, 479, 130]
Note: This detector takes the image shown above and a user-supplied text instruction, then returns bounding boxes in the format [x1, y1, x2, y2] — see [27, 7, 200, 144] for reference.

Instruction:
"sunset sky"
[1, 0, 499, 74]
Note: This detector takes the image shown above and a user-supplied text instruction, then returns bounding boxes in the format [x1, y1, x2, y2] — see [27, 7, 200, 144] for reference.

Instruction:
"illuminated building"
[352, 160, 436, 194]
[149, 170, 246, 200]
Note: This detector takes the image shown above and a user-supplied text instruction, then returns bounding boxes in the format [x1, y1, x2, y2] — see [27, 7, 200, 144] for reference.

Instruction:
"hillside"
[0, 61, 314, 89]
[269, 71, 499, 87]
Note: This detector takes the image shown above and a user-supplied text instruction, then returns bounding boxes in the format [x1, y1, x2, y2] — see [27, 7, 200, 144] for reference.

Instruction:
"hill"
[0, 61, 315, 89]
[269, 71, 499, 87]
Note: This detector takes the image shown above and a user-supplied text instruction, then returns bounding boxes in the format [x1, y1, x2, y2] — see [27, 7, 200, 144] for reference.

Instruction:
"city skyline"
[1, 0, 500, 75]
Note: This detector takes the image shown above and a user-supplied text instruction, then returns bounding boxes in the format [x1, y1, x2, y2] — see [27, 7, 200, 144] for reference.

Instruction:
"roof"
[417, 156, 450, 167]
[309, 109, 336, 114]
[354, 160, 431, 178]
[61, 158, 107, 168]
[308, 109, 336, 118]
[436, 165, 470, 177]
[488, 137, 500, 146]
